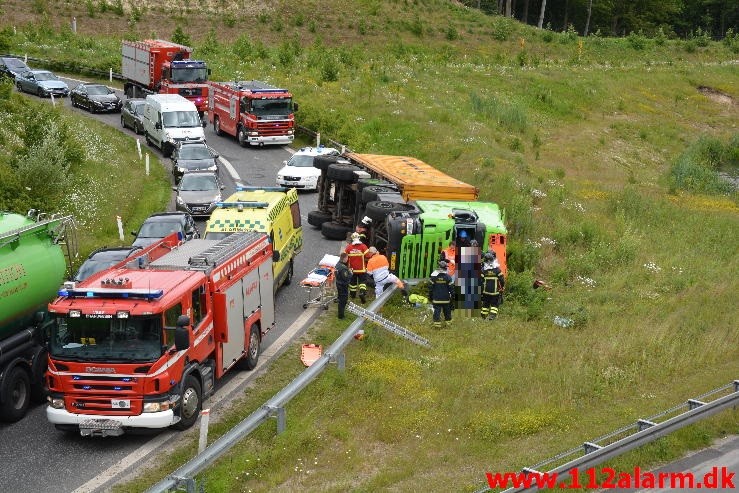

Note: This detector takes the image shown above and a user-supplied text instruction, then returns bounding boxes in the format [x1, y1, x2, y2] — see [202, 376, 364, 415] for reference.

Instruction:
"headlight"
[143, 401, 171, 413]
[277, 174, 283, 180]
[287, 130, 294, 135]
[93, 100, 104, 106]
[48, 397, 65, 409]
[164, 133, 174, 143]
[206, 165, 217, 172]
[249, 131, 258, 136]
[177, 167, 187, 173]
[176, 196, 184, 205]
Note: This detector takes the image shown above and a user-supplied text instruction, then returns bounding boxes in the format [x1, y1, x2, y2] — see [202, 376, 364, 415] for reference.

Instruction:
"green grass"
[2, 2, 737, 491]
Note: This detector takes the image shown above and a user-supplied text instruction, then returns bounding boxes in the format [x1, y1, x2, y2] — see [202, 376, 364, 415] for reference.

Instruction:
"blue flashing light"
[122, 378, 132, 382]
[58, 289, 68, 296]
[60, 287, 165, 300]
[83, 385, 91, 390]
[73, 376, 81, 380]
[235, 185, 288, 193]
[215, 201, 269, 209]
[113, 386, 122, 391]
[86, 292, 94, 298]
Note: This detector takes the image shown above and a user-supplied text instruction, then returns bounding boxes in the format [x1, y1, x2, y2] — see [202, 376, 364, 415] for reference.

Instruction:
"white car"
[276, 146, 340, 191]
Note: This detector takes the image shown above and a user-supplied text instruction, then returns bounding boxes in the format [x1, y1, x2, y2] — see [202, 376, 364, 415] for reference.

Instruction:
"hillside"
[1, 1, 737, 492]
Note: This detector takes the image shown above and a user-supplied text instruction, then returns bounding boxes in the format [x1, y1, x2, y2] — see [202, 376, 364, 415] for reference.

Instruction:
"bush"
[445, 25, 458, 41]
[171, 25, 191, 46]
[627, 31, 648, 50]
[669, 136, 737, 195]
[232, 34, 252, 59]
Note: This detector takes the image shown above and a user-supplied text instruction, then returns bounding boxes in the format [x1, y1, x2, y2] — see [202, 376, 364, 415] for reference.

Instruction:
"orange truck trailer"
[208, 80, 297, 147]
[45, 232, 275, 436]
[122, 39, 210, 116]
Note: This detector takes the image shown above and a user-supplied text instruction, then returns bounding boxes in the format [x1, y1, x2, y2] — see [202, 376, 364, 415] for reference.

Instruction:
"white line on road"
[71, 305, 320, 493]
[217, 155, 242, 183]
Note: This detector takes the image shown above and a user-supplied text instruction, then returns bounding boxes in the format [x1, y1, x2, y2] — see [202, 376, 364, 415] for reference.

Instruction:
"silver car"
[174, 171, 224, 218]
[16, 70, 69, 98]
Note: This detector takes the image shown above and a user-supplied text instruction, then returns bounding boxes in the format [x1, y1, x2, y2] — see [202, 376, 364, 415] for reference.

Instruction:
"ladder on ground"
[346, 302, 431, 348]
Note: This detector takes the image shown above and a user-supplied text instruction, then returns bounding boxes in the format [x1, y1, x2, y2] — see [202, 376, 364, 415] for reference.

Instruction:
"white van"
[142, 94, 206, 157]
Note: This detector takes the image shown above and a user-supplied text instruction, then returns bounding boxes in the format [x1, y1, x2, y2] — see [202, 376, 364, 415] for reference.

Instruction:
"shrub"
[320, 55, 339, 82]
[491, 16, 513, 41]
[293, 13, 304, 27]
[445, 24, 458, 41]
[232, 34, 252, 59]
[171, 25, 191, 46]
[669, 136, 736, 195]
[469, 92, 527, 132]
[627, 31, 648, 50]
[86, 0, 96, 18]
[723, 28, 739, 53]
[111, 0, 124, 16]
[223, 12, 236, 28]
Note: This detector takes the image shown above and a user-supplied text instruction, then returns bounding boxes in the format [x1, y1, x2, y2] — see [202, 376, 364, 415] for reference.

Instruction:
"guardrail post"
[71, 17, 76, 34]
[173, 476, 197, 493]
[328, 351, 345, 371]
[734, 380, 739, 392]
[688, 399, 705, 410]
[109, 68, 113, 82]
[637, 419, 656, 431]
[522, 467, 541, 475]
[275, 406, 286, 434]
[198, 409, 210, 454]
[316, 132, 320, 147]
[583, 441, 602, 454]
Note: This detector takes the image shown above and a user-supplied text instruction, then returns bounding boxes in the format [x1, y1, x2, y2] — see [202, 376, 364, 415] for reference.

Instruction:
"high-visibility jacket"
[344, 243, 369, 273]
[429, 270, 454, 304]
[441, 245, 456, 277]
[366, 253, 390, 282]
[482, 265, 505, 295]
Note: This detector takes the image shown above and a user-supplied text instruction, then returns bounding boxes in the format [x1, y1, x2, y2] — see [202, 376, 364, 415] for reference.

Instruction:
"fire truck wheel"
[327, 163, 361, 183]
[241, 325, 261, 370]
[173, 375, 201, 430]
[307, 210, 332, 228]
[237, 126, 248, 147]
[321, 221, 353, 241]
[0, 366, 30, 423]
[213, 116, 222, 136]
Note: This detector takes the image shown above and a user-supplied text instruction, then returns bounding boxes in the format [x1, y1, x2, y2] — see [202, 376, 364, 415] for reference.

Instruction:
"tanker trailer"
[0, 211, 74, 422]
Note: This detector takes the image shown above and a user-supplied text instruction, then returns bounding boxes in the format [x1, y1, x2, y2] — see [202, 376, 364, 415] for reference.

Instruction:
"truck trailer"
[46, 232, 275, 436]
[0, 212, 75, 422]
[208, 80, 297, 147]
[122, 39, 210, 116]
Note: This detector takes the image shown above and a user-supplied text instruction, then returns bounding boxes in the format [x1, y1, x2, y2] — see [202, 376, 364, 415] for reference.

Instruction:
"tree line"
[463, 0, 738, 38]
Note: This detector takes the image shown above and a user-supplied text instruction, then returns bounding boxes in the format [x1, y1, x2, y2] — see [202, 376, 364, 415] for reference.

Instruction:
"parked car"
[15, 70, 69, 98]
[174, 171, 224, 218]
[73, 246, 142, 282]
[70, 83, 122, 113]
[0, 57, 31, 80]
[276, 146, 340, 191]
[131, 212, 199, 248]
[171, 141, 219, 183]
[120, 98, 146, 134]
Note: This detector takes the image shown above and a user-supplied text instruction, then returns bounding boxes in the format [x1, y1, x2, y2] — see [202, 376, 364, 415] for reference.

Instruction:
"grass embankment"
[1, 1, 736, 491]
[0, 81, 169, 265]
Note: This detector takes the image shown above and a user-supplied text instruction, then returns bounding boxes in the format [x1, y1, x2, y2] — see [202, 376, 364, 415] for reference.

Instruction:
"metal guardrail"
[476, 380, 739, 493]
[145, 285, 399, 493]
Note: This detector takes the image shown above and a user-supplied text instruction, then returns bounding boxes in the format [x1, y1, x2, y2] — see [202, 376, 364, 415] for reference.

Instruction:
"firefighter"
[366, 246, 407, 299]
[429, 260, 454, 328]
[480, 251, 505, 320]
[355, 216, 372, 246]
[335, 252, 352, 319]
[344, 232, 370, 303]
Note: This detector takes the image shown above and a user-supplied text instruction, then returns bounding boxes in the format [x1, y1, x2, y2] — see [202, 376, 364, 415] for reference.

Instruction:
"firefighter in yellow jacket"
[480, 251, 505, 320]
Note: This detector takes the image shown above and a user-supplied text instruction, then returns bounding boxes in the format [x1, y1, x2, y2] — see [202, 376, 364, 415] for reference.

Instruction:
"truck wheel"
[357, 178, 394, 193]
[313, 155, 338, 171]
[365, 201, 412, 224]
[0, 366, 30, 423]
[237, 126, 248, 147]
[283, 260, 294, 286]
[214, 116, 222, 136]
[327, 163, 361, 183]
[321, 221, 353, 241]
[307, 210, 332, 228]
[173, 375, 201, 430]
[362, 186, 395, 203]
[240, 324, 260, 370]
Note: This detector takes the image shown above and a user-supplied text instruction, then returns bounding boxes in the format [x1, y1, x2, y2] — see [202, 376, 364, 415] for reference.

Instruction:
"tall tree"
[538, 0, 547, 28]
[521, 0, 530, 23]
[506, 0, 512, 16]
[584, 0, 593, 35]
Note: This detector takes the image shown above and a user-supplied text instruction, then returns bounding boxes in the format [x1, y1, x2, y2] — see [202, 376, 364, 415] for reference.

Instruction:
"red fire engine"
[208, 80, 298, 147]
[122, 39, 210, 116]
[45, 232, 275, 436]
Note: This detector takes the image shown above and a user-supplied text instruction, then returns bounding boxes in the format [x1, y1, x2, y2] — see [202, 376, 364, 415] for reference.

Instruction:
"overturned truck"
[307, 153, 507, 278]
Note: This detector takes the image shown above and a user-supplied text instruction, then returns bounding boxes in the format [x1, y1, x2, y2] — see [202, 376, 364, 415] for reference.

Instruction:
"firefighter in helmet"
[480, 251, 505, 320]
[344, 232, 370, 303]
[429, 260, 455, 328]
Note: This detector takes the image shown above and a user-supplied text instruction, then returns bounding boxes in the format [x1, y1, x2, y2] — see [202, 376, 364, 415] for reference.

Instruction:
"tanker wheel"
[173, 375, 201, 430]
[237, 126, 248, 147]
[214, 116, 222, 136]
[307, 210, 332, 228]
[0, 366, 30, 423]
[321, 221, 353, 241]
[238, 324, 261, 370]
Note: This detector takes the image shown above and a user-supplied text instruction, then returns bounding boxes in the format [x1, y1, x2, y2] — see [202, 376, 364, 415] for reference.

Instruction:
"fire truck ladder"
[346, 302, 431, 348]
[188, 232, 263, 272]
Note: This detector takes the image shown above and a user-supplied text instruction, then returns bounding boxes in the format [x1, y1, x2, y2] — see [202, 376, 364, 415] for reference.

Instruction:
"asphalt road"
[0, 77, 339, 493]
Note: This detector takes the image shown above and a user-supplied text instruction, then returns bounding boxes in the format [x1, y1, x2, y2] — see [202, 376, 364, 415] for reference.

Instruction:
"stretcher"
[300, 254, 338, 309]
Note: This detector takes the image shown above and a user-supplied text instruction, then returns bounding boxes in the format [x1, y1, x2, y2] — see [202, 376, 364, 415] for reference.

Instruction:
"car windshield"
[34, 72, 58, 81]
[138, 220, 182, 238]
[162, 111, 202, 128]
[5, 59, 27, 69]
[75, 255, 128, 281]
[86, 85, 112, 95]
[251, 98, 292, 117]
[179, 146, 212, 160]
[288, 155, 320, 167]
[170, 67, 208, 83]
[49, 315, 163, 362]
[180, 174, 218, 191]
[131, 101, 145, 114]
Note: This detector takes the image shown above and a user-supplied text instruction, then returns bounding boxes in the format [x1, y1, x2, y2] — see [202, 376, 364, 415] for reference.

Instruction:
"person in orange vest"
[366, 246, 407, 299]
[344, 232, 370, 303]
[440, 241, 457, 279]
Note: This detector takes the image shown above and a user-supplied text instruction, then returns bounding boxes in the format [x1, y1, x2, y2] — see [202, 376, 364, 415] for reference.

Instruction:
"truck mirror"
[174, 327, 190, 351]
[172, 186, 177, 191]
[176, 315, 190, 327]
[155, 122, 162, 130]
[293, 102, 299, 112]
[207, 69, 212, 75]
[272, 250, 281, 262]
[34, 311, 45, 323]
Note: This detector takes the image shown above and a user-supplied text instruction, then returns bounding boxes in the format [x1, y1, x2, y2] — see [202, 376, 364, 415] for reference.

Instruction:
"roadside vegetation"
[0, 79, 169, 265]
[0, 1, 736, 491]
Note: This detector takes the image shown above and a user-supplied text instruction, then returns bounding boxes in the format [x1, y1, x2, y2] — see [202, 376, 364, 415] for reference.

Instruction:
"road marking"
[218, 155, 241, 183]
[71, 305, 320, 493]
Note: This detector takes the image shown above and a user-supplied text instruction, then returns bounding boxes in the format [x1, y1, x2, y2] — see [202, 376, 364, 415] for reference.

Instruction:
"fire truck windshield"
[170, 67, 208, 83]
[49, 315, 163, 362]
[251, 98, 292, 118]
